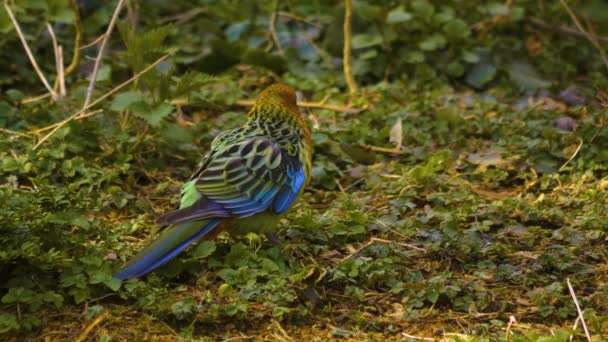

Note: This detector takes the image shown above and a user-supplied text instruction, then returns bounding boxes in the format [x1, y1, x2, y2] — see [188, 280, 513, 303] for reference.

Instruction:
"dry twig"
[359, 143, 401, 155]
[82, 0, 126, 110]
[559, 0, 608, 72]
[4, 0, 58, 101]
[46, 23, 66, 98]
[0, 127, 31, 138]
[566, 278, 591, 341]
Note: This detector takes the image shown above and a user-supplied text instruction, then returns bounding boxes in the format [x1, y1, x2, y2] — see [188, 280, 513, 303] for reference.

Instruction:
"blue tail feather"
[113, 219, 221, 280]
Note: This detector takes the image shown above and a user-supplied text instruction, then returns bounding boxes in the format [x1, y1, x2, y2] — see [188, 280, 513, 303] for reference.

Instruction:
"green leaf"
[462, 51, 480, 63]
[465, 62, 497, 89]
[386, 6, 412, 23]
[110, 91, 143, 112]
[172, 71, 221, 99]
[486, 3, 510, 15]
[0, 314, 19, 333]
[2, 287, 35, 304]
[241, 49, 287, 74]
[261, 258, 279, 273]
[118, 23, 173, 72]
[412, 0, 435, 19]
[104, 278, 122, 291]
[42, 291, 64, 308]
[445, 61, 465, 77]
[352, 34, 382, 49]
[87, 64, 111, 82]
[443, 19, 470, 39]
[191, 241, 216, 259]
[224, 243, 250, 267]
[404, 51, 425, 63]
[418, 34, 446, 51]
[85, 305, 105, 320]
[508, 61, 551, 90]
[131, 101, 173, 126]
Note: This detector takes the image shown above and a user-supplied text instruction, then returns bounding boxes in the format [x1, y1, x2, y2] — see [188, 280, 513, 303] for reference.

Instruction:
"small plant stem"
[343, 0, 357, 95]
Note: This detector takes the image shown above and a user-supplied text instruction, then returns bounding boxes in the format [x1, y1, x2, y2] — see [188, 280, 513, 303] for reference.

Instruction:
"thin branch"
[343, 0, 357, 95]
[0, 127, 31, 138]
[4, 0, 58, 101]
[359, 143, 401, 155]
[266, 0, 284, 54]
[278, 11, 320, 28]
[525, 17, 608, 42]
[32, 52, 173, 148]
[566, 278, 592, 341]
[82, 0, 125, 110]
[559, 0, 608, 72]
[81, 34, 106, 50]
[21, 93, 51, 104]
[160, 7, 207, 25]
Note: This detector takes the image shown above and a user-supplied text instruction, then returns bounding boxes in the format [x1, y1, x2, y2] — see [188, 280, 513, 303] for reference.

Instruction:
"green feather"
[180, 180, 202, 208]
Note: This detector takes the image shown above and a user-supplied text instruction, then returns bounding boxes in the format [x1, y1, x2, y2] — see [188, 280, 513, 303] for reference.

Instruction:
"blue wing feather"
[272, 166, 305, 214]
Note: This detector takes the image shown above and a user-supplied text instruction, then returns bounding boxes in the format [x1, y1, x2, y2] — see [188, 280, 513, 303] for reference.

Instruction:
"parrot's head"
[250, 83, 300, 121]
[258, 83, 297, 106]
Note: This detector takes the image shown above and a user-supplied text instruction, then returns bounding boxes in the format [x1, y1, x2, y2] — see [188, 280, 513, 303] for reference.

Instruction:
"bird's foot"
[264, 232, 282, 246]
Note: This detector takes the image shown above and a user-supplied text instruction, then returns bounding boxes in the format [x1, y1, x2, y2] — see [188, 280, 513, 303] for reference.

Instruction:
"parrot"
[113, 83, 312, 280]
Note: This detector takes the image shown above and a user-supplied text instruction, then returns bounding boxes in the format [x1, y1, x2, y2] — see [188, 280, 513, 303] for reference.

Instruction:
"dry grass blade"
[559, 136, 583, 172]
[74, 310, 110, 342]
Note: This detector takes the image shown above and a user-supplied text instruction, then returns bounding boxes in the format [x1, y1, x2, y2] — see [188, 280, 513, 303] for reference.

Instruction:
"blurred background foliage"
[0, 0, 607, 339]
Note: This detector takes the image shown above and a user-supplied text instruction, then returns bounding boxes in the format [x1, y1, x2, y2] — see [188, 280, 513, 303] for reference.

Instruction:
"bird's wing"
[156, 136, 304, 226]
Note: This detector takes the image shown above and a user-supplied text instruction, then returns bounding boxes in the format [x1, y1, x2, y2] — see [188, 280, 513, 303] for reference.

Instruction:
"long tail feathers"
[113, 219, 221, 280]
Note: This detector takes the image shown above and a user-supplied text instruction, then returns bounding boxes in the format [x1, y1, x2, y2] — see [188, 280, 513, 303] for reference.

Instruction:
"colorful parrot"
[114, 84, 312, 280]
